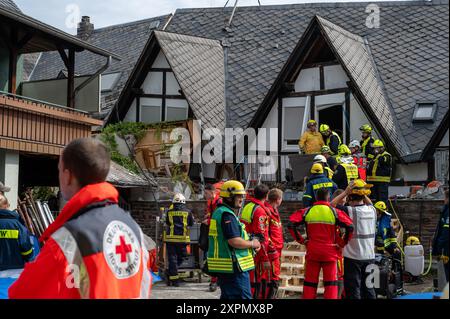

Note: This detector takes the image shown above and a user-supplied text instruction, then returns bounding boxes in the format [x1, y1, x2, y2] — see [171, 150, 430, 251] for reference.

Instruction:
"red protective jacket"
[205, 194, 222, 225]
[240, 198, 269, 262]
[264, 202, 284, 261]
[288, 201, 354, 261]
[9, 183, 151, 299]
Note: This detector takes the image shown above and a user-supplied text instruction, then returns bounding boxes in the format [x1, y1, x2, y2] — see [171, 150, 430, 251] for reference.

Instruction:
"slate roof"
[30, 15, 172, 116]
[0, 0, 19, 12]
[154, 31, 226, 130]
[166, 0, 449, 159]
[316, 16, 410, 156]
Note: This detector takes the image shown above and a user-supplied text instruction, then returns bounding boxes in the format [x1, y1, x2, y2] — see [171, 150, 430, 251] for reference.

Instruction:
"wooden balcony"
[0, 93, 102, 155]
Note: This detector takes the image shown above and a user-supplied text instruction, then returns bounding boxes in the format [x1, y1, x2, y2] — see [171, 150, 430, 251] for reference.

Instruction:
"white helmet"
[313, 155, 327, 164]
[349, 140, 361, 149]
[172, 193, 186, 204]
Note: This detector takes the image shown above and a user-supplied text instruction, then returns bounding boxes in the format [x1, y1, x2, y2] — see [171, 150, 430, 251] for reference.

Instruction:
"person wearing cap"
[303, 163, 337, 208]
[319, 124, 342, 156]
[321, 146, 338, 171]
[313, 154, 334, 179]
[206, 180, 260, 299]
[0, 182, 10, 195]
[359, 124, 375, 161]
[366, 140, 392, 203]
[298, 120, 325, 154]
[164, 193, 194, 287]
[331, 180, 377, 299]
[332, 145, 359, 190]
[349, 140, 367, 181]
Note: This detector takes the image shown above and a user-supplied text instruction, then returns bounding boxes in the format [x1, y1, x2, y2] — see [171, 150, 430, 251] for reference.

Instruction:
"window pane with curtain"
[140, 98, 162, 123]
[166, 99, 188, 122]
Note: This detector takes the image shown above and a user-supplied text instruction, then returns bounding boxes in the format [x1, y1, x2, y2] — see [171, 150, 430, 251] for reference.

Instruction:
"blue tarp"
[398, 292, 443, 299]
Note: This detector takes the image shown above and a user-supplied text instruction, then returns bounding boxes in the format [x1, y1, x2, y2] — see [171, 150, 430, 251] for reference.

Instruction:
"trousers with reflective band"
[341, 163, 359, 183]
[164, 210, 190, 243]
[367, 151, 392, 183]
[207, 205, 255, 273]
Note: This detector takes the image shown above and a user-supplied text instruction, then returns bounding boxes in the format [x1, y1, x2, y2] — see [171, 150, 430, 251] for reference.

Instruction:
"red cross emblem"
[115, 235, 132, 263]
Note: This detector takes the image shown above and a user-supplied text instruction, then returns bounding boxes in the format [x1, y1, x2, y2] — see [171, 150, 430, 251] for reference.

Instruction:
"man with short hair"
[299, 120, 325, 154]
[9, 138, 151, 299]
[240, 184, 270, 299]
[319, 124, 342, 156]
[0, 194, 34, 271]
[264, 188, 284, 299]
[289, 188, 354, 299]
[367, 140, 392, 203]
[359, 124, 375, 161]
[331, 180, 377, 299]
[333, 145, 359, 190]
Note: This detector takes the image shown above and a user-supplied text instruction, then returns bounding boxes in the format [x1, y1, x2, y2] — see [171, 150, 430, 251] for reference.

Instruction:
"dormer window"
[413, 102, 437, 123]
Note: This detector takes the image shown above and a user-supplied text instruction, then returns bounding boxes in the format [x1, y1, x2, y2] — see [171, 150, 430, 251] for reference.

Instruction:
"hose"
[421, 239, 433, 276]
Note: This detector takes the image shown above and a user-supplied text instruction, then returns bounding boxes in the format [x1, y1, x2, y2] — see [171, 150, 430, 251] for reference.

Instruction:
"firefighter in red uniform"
[288, 187, 354, 299]
[240, 184, 270, 299]
[349, 140, 367, 181]
[264, 188, 284, 299]
[9, 138, 151, 299]
[203, 183, 222, 292]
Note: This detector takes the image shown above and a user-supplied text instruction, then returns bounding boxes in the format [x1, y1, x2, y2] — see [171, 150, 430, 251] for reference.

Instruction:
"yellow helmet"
[307, 120, 317, 126]
[374, 201, 391, 215]
[406, 236, 421, 246]
[338, 144, 351, 156]
[350, 179, 373, 196]
[360, 124, 373, 133]
[311, 163, 324, 174]
[220, 180, 246, 198]
[373, 139, 385, 148]
[319, 124, 330, 133]
[321, 146, 331, 154]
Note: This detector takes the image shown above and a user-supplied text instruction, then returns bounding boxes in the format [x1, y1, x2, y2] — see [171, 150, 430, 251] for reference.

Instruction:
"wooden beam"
[8, 29, 18, 95]
[67, 49, 75, 109]
[57, 46, 70, 70]
[283, 87, 348, 97]
[16, 31, 36, 50]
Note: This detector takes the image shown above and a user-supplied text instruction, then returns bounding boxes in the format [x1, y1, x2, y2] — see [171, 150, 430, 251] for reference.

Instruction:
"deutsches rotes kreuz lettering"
[103, 221, 141, 279]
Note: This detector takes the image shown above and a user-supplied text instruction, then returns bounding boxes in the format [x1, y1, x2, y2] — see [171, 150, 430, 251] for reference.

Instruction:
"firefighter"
[299, 120, 325, 154]
[9, 138, 152, 299]
[349, 140, 367, 181]
[319, 124, 342, 156]
[289, 187, 354, 299]
[332, 189, 348, 298]
[206, 180, 260, 299]
[303, 164, 337, 208]
[0, 194, 34, 271]
[264, 188, 284, 299]
[202, 184, 222, 292]
[367, 140, 392, 203]
[331, 180, 377, 299]
[164, 193, 194, 287]
[314, 154, 334, 179]
[321, 146, 338, 171]
[374, 201, 398, 254]
[360, 124, 375, 161]
[333, 145, 359, 190]
[432, 189, 449, 282]
[240, 184, 270, 299]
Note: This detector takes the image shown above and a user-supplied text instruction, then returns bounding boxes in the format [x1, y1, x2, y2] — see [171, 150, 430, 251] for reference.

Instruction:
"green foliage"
[32, 187, 56, 201]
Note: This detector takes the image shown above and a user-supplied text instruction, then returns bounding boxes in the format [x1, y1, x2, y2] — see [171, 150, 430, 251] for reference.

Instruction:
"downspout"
[74, 55, 112, 96]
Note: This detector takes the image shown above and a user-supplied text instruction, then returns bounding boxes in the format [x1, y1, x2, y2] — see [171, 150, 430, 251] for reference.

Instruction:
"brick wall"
[130, 199, 445, 254]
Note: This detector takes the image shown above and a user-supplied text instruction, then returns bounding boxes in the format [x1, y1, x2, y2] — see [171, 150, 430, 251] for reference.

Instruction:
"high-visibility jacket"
[353, 153, 367, 181]
[264, 202, 284, 260]
[324, 166, 334, 179]
[303, 174, 337, 207]
[299, 131, 325, 154]
[9, 182, 151, 299]
[288, 201, 354, 261]
[326, 131, 342, 156]
[432, 204, 449, 258]
[164, 204, 194, 243]
[342, 205, 377, 260]
[332, 162, 358, 190]
[376, 214, 398, 254]
[207, 204, 255, 274]
[367, 151, 392, 183]
[240, 198, 269, 262]
[361, 137, 375, 161]
[0, 209, 34, 271]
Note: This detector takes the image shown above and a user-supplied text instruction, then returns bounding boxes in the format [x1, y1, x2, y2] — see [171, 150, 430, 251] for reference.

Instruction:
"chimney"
[77, 16, 94, 40]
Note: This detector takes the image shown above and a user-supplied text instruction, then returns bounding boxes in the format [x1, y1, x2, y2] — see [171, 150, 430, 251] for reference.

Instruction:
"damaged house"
[27, 0, 449, 198]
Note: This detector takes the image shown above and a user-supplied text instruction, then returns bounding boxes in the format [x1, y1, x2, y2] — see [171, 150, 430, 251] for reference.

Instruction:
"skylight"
[101, 72, 121, 92]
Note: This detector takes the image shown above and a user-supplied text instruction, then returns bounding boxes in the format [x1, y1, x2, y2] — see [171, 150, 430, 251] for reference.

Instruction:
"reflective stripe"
[52, 227, 90, 299]
[139, 230, 151, 299]
[325, 167, 334, 179]
[361, 138, 371, 155]
[303, 194, 313, 199]
[367, 176, 391, 183]
[324, 281, 339, 287]
[165, 210, 190, 243]
[0, 229, 19, 239]
[342, 163, 359, 183]
[303, 281, 319, 288]
[353, 234, 376, 239]
[444, 224, 449, 228]
[312, 182, 334, 190]
[20, 248, 33, 256]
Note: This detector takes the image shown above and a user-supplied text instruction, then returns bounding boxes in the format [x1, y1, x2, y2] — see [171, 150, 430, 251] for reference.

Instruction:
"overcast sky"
[15, 0, 400, 34]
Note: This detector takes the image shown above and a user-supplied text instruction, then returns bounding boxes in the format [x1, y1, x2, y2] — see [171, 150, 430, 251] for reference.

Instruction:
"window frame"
[100, 72, 122, 93]
[281, 98, 308, 153]
[413, 101, 438, 123]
